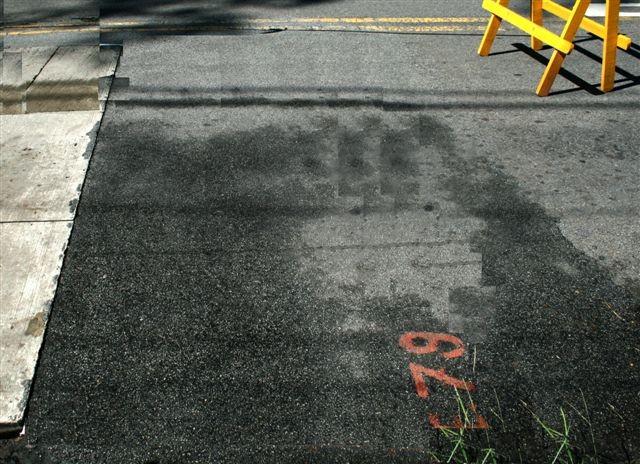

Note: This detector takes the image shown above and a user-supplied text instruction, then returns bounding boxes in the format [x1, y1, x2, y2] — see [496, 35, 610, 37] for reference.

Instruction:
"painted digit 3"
[399, 331, 489, 430]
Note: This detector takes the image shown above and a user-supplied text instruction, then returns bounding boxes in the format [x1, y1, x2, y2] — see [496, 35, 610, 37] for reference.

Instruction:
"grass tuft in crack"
[524, 402, 577, 464]
[431, 388, 499, 464]
[430, 392, 610, 463]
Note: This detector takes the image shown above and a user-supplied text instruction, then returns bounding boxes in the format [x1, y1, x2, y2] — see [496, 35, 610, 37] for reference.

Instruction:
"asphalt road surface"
[2, 1, 640, 463]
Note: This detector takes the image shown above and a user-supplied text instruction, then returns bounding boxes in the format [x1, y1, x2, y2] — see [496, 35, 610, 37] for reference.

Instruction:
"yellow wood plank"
[542, 0, 631, 50]
[531, 0, 544, 50]
[537, 0, 591, 96]
[478, 0, 510, 56]
[601, 0, 621, 91]
[482, 0, 574, 54]
[536, 50, 567, 96]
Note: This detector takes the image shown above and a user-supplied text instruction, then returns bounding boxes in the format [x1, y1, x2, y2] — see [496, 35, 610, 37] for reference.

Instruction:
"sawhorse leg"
[478, 0, 510, 56]
[531, 0, 544, 50]
[536, 0, 591, 96]
[601, 0, 620, 91]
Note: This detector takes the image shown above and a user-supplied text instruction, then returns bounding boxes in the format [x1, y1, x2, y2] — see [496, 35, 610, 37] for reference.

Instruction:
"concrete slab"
[0, 112, 100, 222]
[0, 47, 56, 114]
[26, 46, 108, 113]
[0, 45, 118, 431]
[1, 47, 118, 222]
[0, 221, 72, 428]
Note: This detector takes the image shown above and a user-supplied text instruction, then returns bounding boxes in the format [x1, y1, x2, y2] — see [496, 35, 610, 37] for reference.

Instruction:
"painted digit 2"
[399, 331, 488, 429]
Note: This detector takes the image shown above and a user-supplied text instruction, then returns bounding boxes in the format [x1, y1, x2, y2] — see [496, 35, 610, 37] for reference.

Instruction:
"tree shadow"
[4, 0, 342, 28]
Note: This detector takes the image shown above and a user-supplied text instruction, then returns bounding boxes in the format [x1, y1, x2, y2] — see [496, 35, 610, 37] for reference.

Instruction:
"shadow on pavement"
[105, 84, 640, 109]
[3, 0, 341, 26]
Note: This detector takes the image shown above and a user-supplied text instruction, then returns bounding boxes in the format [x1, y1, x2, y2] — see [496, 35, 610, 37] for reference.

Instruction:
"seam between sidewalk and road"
[0, 46, 122, 435]
[14, 47, 123, 431]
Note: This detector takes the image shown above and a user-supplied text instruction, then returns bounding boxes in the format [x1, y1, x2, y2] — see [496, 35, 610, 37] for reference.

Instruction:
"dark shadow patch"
[509, 39, 640, 96]
[20, 111, 461, 463]
[430, 115, 640, 461]
[511, 43, 604, 96]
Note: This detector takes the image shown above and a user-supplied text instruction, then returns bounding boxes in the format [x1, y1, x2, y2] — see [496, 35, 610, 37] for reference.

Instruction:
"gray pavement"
[1, 1, 640, 463]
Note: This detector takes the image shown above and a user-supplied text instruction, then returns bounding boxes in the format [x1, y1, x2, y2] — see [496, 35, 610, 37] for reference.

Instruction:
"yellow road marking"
[6, 17, 487, 28]
[5, 25, 489, 36]
[248, 17, 487, 23]
[4, 15, 636, 36]
[5, 17, 490, 36]
[276, 24, 489, 32]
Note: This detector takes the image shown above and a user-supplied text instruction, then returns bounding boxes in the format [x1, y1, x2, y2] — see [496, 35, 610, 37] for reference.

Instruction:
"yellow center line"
[4, 17, 491, 36]
[248, 17, 488, 23]
[278, 24, 489, 32]
[4, 15, 636, 36]
[5, 25, 488, 37]
[5, 17, 486, 27]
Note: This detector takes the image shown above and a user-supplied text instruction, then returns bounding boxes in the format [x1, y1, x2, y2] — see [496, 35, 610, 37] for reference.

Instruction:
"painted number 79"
[399, 331, 488, 429]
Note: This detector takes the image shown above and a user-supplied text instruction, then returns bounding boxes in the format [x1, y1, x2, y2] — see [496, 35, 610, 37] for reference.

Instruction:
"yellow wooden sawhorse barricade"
[478, 0, 633, 96]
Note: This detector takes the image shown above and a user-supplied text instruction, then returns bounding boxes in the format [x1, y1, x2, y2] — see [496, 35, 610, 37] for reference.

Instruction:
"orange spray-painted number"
[408, 362, 476, 399]
[399, 331, 465, 359]
[400, 331, 489, 430]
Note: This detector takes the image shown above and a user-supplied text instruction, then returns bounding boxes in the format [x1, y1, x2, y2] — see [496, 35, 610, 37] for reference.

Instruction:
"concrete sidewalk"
[0, 45, 119, 432]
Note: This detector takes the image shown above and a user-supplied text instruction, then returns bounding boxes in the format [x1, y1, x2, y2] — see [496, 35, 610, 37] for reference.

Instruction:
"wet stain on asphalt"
[5, 108, 639, 463]
[431, 114, 640, 461]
